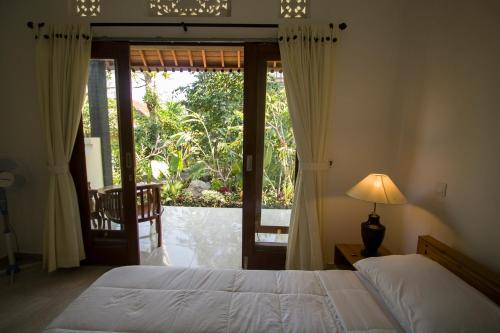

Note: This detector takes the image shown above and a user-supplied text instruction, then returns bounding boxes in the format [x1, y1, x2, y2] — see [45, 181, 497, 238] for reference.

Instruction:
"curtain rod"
[90, 22, 348, 31]
[27, 21, 347, 32]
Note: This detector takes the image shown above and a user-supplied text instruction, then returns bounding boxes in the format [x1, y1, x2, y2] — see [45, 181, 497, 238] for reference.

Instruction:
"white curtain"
[36, 24, 91, 272]
[279, 24, 338, 270]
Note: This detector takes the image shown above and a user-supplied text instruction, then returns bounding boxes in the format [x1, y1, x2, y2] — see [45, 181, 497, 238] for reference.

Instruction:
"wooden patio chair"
[88, 184, 109, 230]
[99, 184, 163, 247]
[136, 184, 163, 248]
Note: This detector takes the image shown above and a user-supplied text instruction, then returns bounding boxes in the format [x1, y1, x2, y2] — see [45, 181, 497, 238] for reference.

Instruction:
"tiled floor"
[139, 206, 290, 268]
[0, 263, 111, 333]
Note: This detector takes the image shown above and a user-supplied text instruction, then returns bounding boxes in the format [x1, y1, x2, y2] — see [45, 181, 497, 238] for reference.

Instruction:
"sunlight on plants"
[83, 70, 296, 209]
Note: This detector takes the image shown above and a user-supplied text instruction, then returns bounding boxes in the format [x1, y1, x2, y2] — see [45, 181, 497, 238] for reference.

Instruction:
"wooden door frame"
[70, 41, 139, 265]
[242, 43, 287, 270]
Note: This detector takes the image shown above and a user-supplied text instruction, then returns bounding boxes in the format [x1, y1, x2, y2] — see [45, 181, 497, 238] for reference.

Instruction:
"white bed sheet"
[43, 266, 399, 333]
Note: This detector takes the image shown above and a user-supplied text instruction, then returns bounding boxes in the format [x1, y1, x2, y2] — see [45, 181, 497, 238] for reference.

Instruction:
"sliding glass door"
[242, 43, 294, 269]
[70, 41, 290, 269]
[71, 42, 139, 265]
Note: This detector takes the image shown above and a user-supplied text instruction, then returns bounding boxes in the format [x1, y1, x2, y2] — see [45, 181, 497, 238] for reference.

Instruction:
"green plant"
[84, 70, 295, 209]
[161, 180, 185, 204]
[222, 191, 243, 208]
[200, 190, 226, 207]
[210, 179, 223, 191]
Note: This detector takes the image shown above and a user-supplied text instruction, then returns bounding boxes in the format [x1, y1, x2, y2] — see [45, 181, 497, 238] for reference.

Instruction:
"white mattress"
[44, 266, 399, 333]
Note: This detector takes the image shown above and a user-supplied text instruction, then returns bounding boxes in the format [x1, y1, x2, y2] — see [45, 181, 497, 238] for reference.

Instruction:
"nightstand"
[334, 244, 391, 270]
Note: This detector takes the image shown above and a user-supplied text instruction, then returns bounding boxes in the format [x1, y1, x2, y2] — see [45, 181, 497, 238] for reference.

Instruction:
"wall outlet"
[435, 182, 447, 198]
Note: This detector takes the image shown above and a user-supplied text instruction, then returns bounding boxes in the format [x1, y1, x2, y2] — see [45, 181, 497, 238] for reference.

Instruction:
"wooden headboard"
[417, 235, 500, 306]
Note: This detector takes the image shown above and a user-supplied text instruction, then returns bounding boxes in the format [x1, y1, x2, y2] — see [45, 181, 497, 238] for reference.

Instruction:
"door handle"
[126, 152, 132, 169]
[126, 152, 134, 182]
[246, 155, 253, 172]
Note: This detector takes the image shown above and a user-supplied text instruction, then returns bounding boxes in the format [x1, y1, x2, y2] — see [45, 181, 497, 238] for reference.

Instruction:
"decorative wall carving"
[75, 1, 308, 20]
[280, 0, 308, 18]
[150, 0, 230, 17]
[75, 0, 101, 17]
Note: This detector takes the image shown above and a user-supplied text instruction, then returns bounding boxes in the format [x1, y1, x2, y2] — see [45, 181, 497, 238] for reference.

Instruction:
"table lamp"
[346, 173, 407, 257]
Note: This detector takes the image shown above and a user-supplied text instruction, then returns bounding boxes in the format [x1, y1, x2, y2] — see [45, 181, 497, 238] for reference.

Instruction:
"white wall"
[84, 138, 104, 189]
[0, 0, 407, 262]
[1, 0, 498, 274]
[383, 0, 500, 273]
[0, 1, 49, 258]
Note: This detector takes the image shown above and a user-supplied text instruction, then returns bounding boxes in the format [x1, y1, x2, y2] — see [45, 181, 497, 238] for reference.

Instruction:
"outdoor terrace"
[139, 206, 290, 268]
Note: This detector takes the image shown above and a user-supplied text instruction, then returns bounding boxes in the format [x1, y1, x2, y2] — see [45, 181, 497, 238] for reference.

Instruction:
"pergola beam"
[157, 50, 165, 67]
[139, 50, 149, 70]
[128, 46, 262, 72]
[220, 50, 225, 68]
[201, 49, 207, 68]
[188, 50, 194, 67]
[171, 50, 178, 66]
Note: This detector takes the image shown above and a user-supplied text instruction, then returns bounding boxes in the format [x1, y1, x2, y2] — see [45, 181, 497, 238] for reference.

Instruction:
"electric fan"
[0, 158, 27, 283]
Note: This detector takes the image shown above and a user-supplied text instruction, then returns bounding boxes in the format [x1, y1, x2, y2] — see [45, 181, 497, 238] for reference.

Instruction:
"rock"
[184, 179, 210, 198]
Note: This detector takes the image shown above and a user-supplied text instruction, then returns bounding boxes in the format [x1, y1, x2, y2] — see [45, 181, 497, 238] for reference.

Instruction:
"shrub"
[99, 71, 296, 210]
[201, 190, 226, 207]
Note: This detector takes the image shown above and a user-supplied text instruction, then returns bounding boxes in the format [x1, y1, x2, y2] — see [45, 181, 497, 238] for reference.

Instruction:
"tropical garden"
[83, 70, 296, 209]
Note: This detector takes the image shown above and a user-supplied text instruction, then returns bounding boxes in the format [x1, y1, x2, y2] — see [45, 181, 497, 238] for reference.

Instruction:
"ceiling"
[129, 45, 282, 72]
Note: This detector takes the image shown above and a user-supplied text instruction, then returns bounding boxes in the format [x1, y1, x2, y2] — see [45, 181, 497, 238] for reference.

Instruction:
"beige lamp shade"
[346, 173, 407, 205]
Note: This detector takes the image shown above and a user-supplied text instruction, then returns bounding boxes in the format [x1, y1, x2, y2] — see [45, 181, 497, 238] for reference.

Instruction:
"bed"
[43, 236, 500, 333]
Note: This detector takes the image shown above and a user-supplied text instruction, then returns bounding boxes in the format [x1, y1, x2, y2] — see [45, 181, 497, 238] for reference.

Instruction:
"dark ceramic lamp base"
[361, 213, 386, 257]
[360, 248, 382, 257]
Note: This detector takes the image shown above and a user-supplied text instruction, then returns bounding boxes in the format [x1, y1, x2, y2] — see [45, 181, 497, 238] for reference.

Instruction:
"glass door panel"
[83, 59, 124, 231]
[255, 64, 295, 245]
[242, 43, 288, 270]
[71, 42, 139, 266]
[128, 48, 244, 267]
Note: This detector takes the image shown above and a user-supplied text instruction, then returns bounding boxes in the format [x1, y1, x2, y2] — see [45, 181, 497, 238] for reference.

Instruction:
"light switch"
[435, 182, 447, 198]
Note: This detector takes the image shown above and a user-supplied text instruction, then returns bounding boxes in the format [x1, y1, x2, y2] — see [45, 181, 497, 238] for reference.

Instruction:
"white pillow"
[354, 254, 500, 333]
